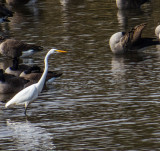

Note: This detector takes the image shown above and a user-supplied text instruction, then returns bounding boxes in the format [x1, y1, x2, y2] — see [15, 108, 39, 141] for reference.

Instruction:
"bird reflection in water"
[117, 9, 145, 30]
[6, 119, 56, 150]
[111, 52, 155, 84]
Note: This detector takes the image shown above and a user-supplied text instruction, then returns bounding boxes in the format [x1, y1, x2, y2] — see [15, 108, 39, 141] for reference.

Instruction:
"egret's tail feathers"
[5, 99, 15, 108]
[5, 101, 10, 108]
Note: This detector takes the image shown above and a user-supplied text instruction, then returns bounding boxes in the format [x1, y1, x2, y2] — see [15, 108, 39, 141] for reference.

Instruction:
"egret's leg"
[24, 102, 29, 115]
[24, 107, 27, 115]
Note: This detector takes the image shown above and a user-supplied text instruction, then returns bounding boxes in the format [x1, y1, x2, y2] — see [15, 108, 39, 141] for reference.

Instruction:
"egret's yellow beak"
[56, 50, 67, 53]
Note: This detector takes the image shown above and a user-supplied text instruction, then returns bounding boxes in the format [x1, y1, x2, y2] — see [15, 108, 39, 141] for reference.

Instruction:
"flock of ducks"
[0, 0, 67, 115]
[110, 0, 160, 55]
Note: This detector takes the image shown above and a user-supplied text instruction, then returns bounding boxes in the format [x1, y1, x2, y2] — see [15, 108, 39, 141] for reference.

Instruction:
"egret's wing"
[5, 84, 38, 107]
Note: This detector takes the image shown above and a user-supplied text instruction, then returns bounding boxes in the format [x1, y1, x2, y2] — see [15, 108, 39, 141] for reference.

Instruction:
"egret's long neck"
[36, 52, 50, 93]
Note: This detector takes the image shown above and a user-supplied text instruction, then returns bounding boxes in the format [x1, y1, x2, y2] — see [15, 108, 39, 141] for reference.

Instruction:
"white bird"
[5, 48, 67, 115]
[155, 25, 160, 39]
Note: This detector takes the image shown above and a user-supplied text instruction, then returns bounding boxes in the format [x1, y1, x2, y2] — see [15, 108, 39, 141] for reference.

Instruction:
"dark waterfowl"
[5, 59, 41, 76]
[23, 70, 63, 90]
[109, 23, 159, 55]
[0, 69, 29, 93]
[6, 0, 37, 6]
[0, 36, 43, 59]
[0, 3, 13, 17]
[23, 70, 63, 89]
[5, 58, 62, 82]
[116, 0, 150, 9]
[0, 17, 10, 23]
[6, 0, 30, 6]
[20, 70, 63, 83]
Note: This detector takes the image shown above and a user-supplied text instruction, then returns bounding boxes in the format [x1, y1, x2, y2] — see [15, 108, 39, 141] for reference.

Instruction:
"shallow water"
[1, 0, 160, 150]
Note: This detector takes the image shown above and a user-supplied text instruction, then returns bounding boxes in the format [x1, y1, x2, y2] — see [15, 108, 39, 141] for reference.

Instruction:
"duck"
[155, 25, 160, 39]
[116, 0, 150, 9]
[20, 64, 63, 89]
[5, 0, 36, 6]
[20, 69, 63, 83]
[5, 58, 62, 83]
[23, 70, 63, 89]
[5, 58, 41, 76]
[109, 23, 159, 55]
[0, 16, 10, 23]
[0, 36, 43, 59]
[0, 69, 29, 93]
[0, 3, 13, 18]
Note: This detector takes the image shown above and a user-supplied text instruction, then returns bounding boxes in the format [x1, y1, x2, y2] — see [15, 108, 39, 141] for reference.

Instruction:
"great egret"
[116, 0, 150, 9]
[0, 69, 29, 93]
[0, 37, 43, 59]
[5, 48, 67, 115]
[109, 23, 159, 55]
[155, 25, 160, 39]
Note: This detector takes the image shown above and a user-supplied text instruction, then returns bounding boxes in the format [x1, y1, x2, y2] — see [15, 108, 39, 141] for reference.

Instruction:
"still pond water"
[1, 0, 160, 150]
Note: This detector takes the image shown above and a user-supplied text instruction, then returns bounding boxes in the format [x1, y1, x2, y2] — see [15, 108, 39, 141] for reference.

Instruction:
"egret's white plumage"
[5, 48, 67, 115]
[5, 82, 38, 108]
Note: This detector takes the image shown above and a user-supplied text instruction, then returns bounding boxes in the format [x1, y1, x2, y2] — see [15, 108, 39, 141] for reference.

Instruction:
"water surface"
[1, 0, 160, 150]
